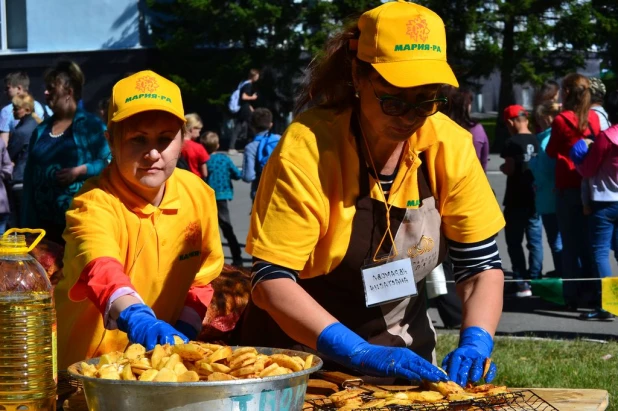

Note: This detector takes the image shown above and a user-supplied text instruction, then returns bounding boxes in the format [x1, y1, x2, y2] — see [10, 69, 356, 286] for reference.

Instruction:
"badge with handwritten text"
[361, 258, 417, 307]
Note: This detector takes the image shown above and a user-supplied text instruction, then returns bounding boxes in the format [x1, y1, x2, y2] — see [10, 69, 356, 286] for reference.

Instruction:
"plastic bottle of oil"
[0, 229, 56, 411]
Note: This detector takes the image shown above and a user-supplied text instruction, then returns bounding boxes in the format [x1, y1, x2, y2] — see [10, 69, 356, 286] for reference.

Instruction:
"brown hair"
[248, 69, 260, 80]
[295, 20, 373, 114]
[251, 108, 273, 133]
[4, 71, 30, 91]
[12, 93, 42, 124]
[561, 73, 591, 132]
[44, 60, 85, 101]
[534, 80, 560, 106]
[439, 86, 477, 130]
[200, 131, 219, 154]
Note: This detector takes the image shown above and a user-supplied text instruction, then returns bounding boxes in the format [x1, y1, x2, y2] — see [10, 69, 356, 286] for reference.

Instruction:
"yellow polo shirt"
[55, 165, 223, 368]
[246, 108, 504, 278]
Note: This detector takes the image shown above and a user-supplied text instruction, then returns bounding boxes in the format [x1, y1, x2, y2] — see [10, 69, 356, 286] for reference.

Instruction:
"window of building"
[0, 0, 27, 50]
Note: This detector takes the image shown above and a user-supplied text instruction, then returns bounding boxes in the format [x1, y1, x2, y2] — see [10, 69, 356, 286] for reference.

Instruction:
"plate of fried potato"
[67, 343, 323, 411]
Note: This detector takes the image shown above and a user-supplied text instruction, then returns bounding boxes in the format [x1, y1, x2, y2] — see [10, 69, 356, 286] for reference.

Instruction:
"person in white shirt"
[0, 71, 46, 145]
[589, 77, 611, 131]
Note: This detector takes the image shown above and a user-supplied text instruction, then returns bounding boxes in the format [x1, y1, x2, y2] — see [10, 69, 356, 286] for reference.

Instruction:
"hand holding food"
[116, 304, 189, 350]
[441, 326, 496, 386]
[317, 322, 447, 383]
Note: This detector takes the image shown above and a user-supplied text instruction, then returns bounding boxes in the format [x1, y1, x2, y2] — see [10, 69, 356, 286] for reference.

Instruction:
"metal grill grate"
[304, 390, 559, 411]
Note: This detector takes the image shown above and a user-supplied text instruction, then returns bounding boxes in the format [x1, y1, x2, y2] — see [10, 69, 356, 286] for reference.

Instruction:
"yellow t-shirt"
[246, 108, 504, 278]
[55, 165, 223, 368]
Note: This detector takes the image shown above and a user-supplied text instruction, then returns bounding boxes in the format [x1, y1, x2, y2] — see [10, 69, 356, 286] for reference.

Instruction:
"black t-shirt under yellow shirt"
[501, 133, 539, 209]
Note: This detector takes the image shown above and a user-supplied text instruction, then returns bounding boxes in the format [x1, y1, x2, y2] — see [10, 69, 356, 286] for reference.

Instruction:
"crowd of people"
[495, 75, 617, 321]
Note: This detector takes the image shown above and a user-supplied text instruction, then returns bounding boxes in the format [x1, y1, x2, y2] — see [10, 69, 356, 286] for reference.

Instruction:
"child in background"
[500, 105, 542, 297]
[55, 71, 224, 369]
[241, 108, 281, 200]
[180, 113, 209, 179]
[201, 131, 244, 268]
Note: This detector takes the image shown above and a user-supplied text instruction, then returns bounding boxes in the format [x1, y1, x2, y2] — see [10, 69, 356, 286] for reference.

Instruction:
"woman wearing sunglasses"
[239, 1, 505, 387]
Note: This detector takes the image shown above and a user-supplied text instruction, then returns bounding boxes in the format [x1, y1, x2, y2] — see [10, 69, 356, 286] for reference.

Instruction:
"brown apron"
[238, 121, 446, 364]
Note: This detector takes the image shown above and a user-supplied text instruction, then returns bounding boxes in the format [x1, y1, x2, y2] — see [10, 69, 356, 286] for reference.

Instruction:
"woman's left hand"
[56, 165, 86, 186]
[442, 326, 496, 386]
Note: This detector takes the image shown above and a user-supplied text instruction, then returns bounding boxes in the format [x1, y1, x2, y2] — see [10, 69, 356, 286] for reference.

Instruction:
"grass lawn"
[437, 334, 617, 410]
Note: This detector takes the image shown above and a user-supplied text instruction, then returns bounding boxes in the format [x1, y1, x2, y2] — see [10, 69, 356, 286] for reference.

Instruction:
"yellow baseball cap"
[355, 0, 458, 89]
[108, 70, 185, 124]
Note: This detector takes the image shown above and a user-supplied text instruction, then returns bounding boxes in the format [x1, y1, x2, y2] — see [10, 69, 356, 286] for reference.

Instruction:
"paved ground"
[219, 152, 618, 341]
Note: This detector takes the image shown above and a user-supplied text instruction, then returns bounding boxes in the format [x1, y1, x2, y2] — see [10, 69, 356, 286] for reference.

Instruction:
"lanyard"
[357, 123, 400, 263]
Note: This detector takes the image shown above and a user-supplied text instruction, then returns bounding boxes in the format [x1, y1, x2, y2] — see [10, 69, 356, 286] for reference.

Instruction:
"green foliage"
[145, 0, 617, 133]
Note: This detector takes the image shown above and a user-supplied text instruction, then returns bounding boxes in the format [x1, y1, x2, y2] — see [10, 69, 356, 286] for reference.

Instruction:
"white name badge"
[361, 258, 418, 307]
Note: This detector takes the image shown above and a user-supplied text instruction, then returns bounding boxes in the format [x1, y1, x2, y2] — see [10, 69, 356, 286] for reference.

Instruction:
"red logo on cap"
[135, 75, 159, 93]
[406, 16, 431, 42]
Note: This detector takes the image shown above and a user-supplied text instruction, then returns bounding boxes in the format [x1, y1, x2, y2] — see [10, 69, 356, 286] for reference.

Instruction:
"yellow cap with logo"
[356, 0, 458, 89]
[108, 70, 185, 125]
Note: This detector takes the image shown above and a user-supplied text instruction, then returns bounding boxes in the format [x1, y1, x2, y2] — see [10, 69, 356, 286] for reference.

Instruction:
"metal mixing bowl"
[67, 347, 323, 411]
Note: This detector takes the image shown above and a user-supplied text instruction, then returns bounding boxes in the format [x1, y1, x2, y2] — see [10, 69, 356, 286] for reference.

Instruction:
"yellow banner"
[601, 278, 618, 316]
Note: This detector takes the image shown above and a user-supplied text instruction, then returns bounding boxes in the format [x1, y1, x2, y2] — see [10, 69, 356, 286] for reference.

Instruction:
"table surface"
[61, 387, 609, 410]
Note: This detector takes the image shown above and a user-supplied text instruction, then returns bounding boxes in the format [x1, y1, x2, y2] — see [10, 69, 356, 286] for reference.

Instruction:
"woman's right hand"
[317, 322, 447, 383]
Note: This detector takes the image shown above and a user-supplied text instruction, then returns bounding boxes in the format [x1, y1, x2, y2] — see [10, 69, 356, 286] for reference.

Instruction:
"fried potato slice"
[229, 352, 257, 370]
[80, 362, 97, 377]
[447, 392, 483, 401]
[230, 365, 257, 377]
[329, 388, 365, 407]
[121, 364, 136, 381]
[174, 363, 189, 376]
[151, 345, 166, 370]
[207, 346, 233, 364]
[99, 369, 121, 380]
[427, 381, 465, 396]
[173, 335, 185, 345]
[337, 397, 364, 411]
[385, 398, 414, 406]
[138, 369, 159, 381]
[483, 358, 492, 379]
[177, 370, 200, 382]
[124, 343, 146, 361]
[259, 363, 280, 378]
[231, 347, 258, 358]
[207, 372, 238, 381]
[98, 351, 123, 366]
[172, 343, 204, 362]
[153, 368, 177, 382]
[303, 355, 314, 370]
[269, 354, 303, 372]
[406, 391, 445, 402]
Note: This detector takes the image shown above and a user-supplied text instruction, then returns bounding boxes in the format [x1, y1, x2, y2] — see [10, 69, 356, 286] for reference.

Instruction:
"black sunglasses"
[368, 78, 447, 117]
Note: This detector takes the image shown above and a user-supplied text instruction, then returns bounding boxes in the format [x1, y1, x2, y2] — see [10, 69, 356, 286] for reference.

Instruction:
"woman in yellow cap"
[240, 1, 505, 386]
[55, 71, 224, 369]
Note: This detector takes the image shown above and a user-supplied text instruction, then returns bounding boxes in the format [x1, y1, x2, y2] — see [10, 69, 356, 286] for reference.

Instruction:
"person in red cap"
[500, 105, 542, 297]
[238, 0, 506, 387]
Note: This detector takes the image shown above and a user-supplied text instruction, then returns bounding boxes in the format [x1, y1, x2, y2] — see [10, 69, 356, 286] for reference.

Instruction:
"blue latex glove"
[174, 320, 199, 341]
[570, 139, 590, 165]
[117, 304, 189, 350]
[442, 326, 496, 386]
[317, 322, 447, 383]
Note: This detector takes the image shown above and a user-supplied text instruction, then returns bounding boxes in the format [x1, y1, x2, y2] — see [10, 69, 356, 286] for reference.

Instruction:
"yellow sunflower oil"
[0, 229, 56, 411]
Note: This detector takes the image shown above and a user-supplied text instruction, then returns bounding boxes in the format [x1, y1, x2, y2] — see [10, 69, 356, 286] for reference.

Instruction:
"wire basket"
[304, 390, 558, 411]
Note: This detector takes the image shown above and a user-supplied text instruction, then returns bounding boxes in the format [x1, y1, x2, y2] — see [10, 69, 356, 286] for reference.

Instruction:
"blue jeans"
[555, 188, 594, 305]
[541, 213, 563, 275]
[504, 207, 543, 280]
[589, 201, 618, 307]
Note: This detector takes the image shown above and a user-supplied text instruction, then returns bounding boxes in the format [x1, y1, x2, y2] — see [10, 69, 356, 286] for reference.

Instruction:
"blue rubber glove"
[117, 304, 189, 350]
[174, 320, 199, 341]
[317, 322, 447, 383]
[442, 326, 496, 386]
[570, 139, 590, 165]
